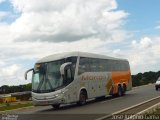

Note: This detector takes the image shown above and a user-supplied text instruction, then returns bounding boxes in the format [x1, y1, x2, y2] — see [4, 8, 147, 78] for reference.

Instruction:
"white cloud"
[0, 64, 20, 77]
[140, 37, 152, 48]
[11, 0, 117, 13]
[0, 11, 9, 21]
[1, 0, 160, 85]
[0, 11, 7, 17]
[132, 37, 152, 49]
[0, 64, 30, 85]
[10, 0, 128, 42]
[128, 37, 160, 74]
[94, 36, 159, 75]
[0, 60, 5, 66]
[155, 25, 160, 29]
[0, 23, 11, 43]
[113, 49, 121, 54]
[0, 0, 5, 4]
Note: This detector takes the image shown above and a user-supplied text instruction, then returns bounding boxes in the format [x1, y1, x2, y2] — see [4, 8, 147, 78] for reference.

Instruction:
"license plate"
[40, 101, 48, 105]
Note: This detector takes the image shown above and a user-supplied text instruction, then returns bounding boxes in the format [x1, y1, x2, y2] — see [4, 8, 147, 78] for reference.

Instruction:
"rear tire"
[77, 91, 87, 105]
[118, 86, 123, 97]
[52, 104, 60, 109]
[122, 84, 127, 95]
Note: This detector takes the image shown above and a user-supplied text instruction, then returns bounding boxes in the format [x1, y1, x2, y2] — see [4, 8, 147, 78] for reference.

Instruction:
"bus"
[25, 52, 132, 109]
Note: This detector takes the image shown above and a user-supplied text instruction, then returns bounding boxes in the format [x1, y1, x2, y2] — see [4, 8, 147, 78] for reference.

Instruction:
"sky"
[0, 0, 160, 85]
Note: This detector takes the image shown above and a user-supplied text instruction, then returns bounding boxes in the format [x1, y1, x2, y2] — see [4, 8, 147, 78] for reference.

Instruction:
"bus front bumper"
[32, 95, 66, 106]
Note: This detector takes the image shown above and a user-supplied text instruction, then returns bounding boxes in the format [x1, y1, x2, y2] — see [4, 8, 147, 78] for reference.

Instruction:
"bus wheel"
[118, 86, 123, 97]
[77, 91, 87, 105]
[52, 104, 60, 109]
[123, 84, 127, 95]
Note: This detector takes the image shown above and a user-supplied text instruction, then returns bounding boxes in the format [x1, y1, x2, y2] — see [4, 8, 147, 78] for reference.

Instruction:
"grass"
[152, 108, 160, 114]
[134, 108, 160, 120]
[0, 102, 33, 111]
[0, 103, 5, 107]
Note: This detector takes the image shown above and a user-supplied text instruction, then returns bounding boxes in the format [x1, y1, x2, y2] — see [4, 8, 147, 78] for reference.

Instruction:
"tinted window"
[66, 56, 77, 76]
[78, 57, 90, 74]
[78, 57, 129, 74]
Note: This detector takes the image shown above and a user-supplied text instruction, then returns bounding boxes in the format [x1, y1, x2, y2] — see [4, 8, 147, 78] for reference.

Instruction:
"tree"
[132, 71, 160, 87]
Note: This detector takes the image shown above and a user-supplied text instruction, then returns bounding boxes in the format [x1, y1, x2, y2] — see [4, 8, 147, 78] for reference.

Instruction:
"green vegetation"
[0, 102, 33, 111]
[153, 109, 160, 115]
[132, 71, 160, 87]
[0, 103, 5, 107]
[0, 83, 31, 94]
[152, 108, 160, 114]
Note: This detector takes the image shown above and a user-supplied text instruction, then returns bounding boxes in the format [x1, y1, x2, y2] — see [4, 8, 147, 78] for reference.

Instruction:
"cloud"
[140, 37, 152, 48]
[128, 37, 160, 74]
[0, 60, 5, 66]
[96, 36, 160, 74]
[11, 0, 117, 13]
[0, 11, 9, 21]
[0, 11, 7, 17]
[155, 25, 160, 29]
[132, 37, 152, 49]
[0, 64, 20, 77]
[1, 0, 160, 85]
[0, 23, 12, 45]
[0, 0, 5, 4]
[10, 0, 128, 42]
[0, 64, 30, 85]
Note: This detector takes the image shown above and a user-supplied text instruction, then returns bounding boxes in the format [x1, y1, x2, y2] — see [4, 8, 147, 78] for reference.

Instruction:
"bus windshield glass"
[32, 57, 77, 93]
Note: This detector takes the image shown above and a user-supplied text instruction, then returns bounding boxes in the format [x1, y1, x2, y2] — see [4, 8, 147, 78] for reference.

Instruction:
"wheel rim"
[80, 93, 86, 104]
[118, 87, 122, 96]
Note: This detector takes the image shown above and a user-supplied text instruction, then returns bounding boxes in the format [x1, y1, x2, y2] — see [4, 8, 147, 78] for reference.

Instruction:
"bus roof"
[36, 51, 127, 63]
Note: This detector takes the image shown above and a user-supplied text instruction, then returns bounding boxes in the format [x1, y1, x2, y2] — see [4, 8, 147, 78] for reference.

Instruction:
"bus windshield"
[32, 57, 77, 93]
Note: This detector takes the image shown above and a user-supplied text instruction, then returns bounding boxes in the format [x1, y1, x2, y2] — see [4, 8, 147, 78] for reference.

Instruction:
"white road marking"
[125, 102, 160, 120]
[100, 96, 122, 104]
[96, 95, 160, 120]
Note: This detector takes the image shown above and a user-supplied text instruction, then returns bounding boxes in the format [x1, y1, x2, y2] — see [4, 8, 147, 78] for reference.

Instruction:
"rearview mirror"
[60, 62, 72, 75]
[60, 62, 73, 84]
[25, 68, 34, 80]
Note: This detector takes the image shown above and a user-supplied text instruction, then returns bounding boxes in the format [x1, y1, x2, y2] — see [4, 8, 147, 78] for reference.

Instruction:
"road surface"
[1, 84, 160, 120]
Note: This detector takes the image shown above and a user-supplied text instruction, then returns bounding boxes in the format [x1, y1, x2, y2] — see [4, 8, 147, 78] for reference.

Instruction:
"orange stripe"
[112, 70, 131, 94]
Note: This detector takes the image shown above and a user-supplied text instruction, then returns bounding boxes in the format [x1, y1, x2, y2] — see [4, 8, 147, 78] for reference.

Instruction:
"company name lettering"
[81, 75, 106, 81]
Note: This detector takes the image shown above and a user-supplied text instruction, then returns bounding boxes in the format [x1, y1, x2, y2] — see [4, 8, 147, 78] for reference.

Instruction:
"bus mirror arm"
[60, 62, 72, 75]
[25, 68, 34, 80]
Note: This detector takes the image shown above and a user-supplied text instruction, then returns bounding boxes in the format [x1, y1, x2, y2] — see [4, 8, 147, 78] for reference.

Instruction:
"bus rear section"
[77, 57, 132, 100]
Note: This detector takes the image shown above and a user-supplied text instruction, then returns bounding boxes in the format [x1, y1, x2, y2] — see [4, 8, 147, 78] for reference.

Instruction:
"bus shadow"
[38, 93, 133, 113]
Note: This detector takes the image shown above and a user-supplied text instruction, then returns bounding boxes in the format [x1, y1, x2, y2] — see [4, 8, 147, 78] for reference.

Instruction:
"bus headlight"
[46, 93, 62, 99]
[61, 89, 68, 94]
[55, 94, 59, 97]
[46, 90, 68, 99]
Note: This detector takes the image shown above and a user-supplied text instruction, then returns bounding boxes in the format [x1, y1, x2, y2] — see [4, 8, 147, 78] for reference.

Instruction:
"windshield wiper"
[32, 89, 55, 93]
[37, 74, 45, 91]
[46, 78, 54, 90]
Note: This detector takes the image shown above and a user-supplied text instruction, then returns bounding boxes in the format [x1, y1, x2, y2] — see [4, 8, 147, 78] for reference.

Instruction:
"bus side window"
[79, 57, 86, 75]
[66, 68, 72, 83]
[66, 56, 77, 76]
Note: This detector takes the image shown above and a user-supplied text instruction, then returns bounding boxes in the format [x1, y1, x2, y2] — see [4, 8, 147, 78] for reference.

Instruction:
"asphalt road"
[2, 84, 160, 120]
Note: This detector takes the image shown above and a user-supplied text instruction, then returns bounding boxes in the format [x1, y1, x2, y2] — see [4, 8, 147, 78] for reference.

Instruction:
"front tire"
[77, 91, 87, 105]
[52, 104, 60, 109]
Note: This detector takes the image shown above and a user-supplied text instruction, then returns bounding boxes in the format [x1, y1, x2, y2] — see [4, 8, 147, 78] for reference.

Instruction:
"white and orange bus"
[25, 52, 132, 109]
